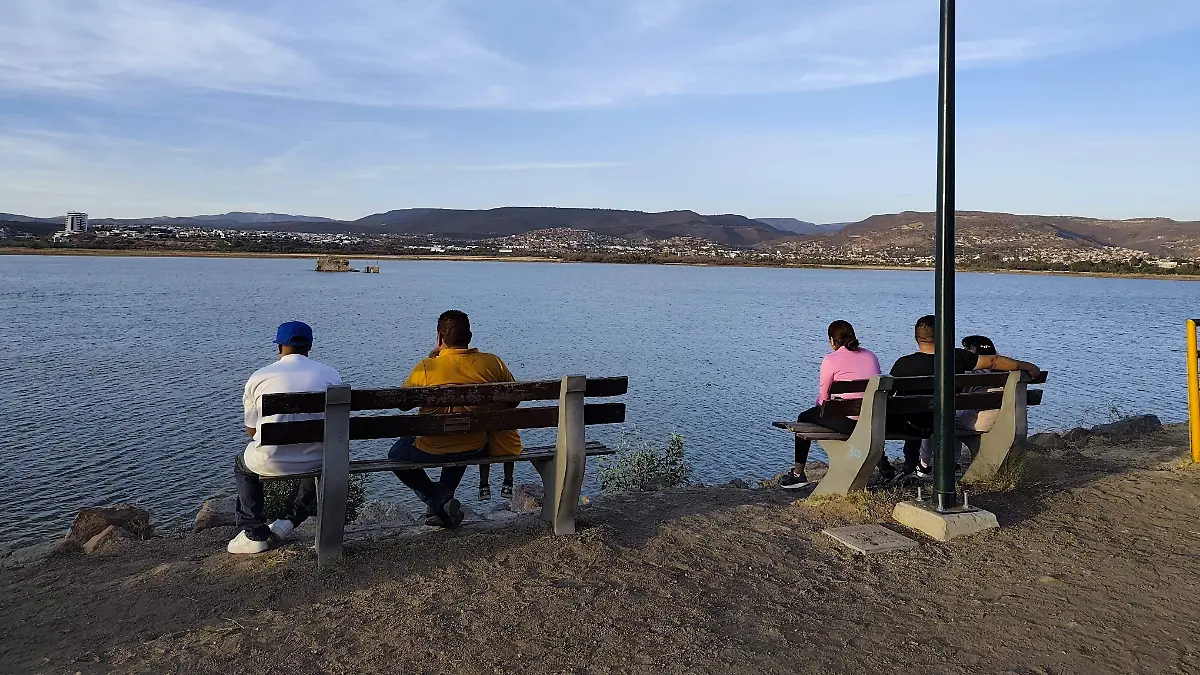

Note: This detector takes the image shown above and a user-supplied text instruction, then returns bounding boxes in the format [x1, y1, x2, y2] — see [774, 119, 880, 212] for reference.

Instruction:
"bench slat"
[772, 421, 984, 442]
[820, 388, 1043, 418]
[262, 377, 629, 416]
[261, 441, 614, 481]
[828, 371, 1048, 396]
[261, 402, 626, 446]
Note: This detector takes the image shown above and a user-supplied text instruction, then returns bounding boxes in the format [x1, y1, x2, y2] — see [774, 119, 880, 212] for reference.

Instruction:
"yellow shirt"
[403, 348, 523, 457]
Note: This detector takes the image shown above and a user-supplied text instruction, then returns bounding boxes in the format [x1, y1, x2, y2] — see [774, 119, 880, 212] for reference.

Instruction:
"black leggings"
[794, 406, 857, 466]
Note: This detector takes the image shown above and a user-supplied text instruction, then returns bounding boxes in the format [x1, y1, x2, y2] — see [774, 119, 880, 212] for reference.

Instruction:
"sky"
[0, 0, 1197, 223]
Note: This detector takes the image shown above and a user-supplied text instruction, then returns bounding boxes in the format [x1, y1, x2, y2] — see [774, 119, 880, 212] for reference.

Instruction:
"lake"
[0, 254, 1193, 547]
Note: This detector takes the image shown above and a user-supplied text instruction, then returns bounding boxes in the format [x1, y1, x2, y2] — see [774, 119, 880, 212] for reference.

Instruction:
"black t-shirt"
[889, 349, 981, 378]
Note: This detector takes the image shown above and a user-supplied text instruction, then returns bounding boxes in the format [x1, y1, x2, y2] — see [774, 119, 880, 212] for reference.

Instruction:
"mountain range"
[4, 207, 1200, 258]
[755, 218, 848, 235]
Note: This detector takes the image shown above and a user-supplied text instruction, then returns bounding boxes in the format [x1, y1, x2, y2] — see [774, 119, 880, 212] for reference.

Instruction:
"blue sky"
[0, 0, 1197, 223]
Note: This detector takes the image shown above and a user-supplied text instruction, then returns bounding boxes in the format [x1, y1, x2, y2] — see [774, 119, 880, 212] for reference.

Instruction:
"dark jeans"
[234, 455, 318, 541]
[886, 413, 933, 471]
[794, 406, 896, 476]
[389, 437, 488, 506]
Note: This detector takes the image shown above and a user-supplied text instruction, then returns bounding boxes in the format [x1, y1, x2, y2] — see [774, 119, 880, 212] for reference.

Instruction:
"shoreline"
[3, 246, 1198, 281]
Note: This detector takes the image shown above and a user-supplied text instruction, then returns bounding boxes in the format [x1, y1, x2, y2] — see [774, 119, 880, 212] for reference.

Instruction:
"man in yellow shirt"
[389, 310, 522, 528]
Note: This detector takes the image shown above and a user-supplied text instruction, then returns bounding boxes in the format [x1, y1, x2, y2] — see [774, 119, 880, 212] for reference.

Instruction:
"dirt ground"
[3, 427, 1199, 675]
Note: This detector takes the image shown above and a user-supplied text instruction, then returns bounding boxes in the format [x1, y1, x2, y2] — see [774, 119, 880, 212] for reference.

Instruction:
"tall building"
[64, 212, 89, 234]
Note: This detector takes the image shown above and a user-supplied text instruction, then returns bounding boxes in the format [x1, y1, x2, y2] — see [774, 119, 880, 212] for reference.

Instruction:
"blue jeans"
[389, 437, 488, 506]
[234, 454, 317, 541]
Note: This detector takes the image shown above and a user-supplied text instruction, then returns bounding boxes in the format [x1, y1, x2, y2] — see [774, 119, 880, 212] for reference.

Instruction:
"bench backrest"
[259, 376, 628, 445]
[821, 371, 1047, 418]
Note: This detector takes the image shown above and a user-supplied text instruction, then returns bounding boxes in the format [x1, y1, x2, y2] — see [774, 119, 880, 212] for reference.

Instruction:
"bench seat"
[771, 422, 983, 441]
[263, 441, 613, 480]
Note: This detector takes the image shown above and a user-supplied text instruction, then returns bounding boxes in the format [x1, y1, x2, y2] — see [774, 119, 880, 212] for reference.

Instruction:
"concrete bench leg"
[810, 437, 884, 497]
[962, 372, 1028, 484]
[315, 385, 352, 571]
[549, 375, 586, 535]
[530, 457, 557, 525]
[808, 375, 893, 498]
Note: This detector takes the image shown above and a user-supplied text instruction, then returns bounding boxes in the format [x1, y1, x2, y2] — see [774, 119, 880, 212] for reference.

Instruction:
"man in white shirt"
[228, 321, 343, 555]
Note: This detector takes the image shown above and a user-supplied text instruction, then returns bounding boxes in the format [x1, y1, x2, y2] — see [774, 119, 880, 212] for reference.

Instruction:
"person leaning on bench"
[389, 310, 523, 529]
[781, 320, 896, 489]
[890, 315, 1040, 480]
[228, 321, 343, 555]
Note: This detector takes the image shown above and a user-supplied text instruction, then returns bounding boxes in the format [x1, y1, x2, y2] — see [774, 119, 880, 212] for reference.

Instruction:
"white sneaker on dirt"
[268, 519, 295, 540]
[226, 531, 270, 555]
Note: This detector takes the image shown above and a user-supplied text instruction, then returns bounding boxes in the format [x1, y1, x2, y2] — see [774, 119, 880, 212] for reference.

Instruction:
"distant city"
[2, 207, 1198, 275]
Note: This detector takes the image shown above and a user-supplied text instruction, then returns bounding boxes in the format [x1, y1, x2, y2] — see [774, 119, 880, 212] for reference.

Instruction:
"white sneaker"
[226, 531, 271, 555]
[269, 519, 295, 541]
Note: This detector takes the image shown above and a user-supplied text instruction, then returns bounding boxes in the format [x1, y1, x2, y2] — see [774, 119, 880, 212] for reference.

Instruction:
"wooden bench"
[259, 375, 627, 568]
[773, 371, 1047, 496]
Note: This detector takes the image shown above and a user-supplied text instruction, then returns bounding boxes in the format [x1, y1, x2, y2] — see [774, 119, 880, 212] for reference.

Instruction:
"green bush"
[599, 433, 693, 493]
[264, 474, 370, 524]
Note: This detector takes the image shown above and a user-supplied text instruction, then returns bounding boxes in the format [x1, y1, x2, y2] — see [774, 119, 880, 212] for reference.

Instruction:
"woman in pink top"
[781, 320, 887, 489]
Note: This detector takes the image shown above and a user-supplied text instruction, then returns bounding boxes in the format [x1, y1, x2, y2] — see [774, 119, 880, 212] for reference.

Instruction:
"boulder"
[727, 478, 751, 489]
[3, 538, 75, 568]
[68, 504, 152, 543]
[193, 496, 238, 533]
[1029, 432, 1067, 450]
[1092, 415, 1163, 439]
[84, 525, 130, 554]
[510, 484, 543, 514]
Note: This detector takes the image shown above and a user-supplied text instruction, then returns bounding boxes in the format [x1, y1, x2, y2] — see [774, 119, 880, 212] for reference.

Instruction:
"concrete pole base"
[892, 500, 999, 542]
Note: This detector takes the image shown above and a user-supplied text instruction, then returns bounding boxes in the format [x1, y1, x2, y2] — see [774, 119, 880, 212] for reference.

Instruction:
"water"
[1, 255, 1193, 546]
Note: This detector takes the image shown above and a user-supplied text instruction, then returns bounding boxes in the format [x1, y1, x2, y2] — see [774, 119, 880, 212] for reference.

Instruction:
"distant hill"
[96, 212, 338, 226]
[347, 207, 789, 246]
[769, 211, 1200, 259]
[756, 218, 847, 235]
[0, 213, 60, 223]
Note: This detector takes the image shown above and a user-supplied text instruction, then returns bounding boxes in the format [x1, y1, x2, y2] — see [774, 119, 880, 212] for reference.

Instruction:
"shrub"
[264, 474, 370, 524]
[599, 432, 693, 493]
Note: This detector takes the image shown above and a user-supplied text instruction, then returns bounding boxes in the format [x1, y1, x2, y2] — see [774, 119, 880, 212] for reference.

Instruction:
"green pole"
[933, 0, 958, 511]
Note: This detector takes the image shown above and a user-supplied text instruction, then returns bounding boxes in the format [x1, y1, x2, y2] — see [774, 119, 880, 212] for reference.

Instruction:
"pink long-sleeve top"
[817, 346, 882, 405]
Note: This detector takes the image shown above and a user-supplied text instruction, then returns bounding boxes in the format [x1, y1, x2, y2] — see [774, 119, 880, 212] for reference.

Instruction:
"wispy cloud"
[2, 0, 1196, 109]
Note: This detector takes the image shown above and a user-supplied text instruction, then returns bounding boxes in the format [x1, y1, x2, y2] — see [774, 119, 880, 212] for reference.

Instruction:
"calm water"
[1, 255, 1194, 546]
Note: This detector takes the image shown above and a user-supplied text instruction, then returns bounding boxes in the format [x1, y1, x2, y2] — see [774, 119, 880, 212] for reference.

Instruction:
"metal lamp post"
[933, 0, 958, 511]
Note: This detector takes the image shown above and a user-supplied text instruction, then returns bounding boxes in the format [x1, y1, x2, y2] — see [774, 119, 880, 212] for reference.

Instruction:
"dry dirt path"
[2, 429, 1198, 674]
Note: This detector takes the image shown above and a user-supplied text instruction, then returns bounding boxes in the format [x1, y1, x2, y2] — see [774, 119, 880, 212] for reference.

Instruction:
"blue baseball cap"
[274, 321, 313, 347]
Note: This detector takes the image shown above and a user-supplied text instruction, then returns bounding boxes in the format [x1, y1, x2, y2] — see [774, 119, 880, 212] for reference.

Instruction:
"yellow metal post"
[1188, 319, 1200, 463]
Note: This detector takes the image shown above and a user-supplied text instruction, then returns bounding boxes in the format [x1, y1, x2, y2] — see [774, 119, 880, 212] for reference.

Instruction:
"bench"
[773, 371, 1047, 496]
[259, 375, 628, 568]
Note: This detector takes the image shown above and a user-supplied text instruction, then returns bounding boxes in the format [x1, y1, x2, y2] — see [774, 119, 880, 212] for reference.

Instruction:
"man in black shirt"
[890, 315, 1040, 475]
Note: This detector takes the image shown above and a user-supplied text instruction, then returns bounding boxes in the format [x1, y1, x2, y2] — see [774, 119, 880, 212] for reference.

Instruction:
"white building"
[64, 212, 89, 234]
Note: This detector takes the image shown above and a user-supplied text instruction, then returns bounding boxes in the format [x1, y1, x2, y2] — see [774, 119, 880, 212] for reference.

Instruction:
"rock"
[510, 484, 543, 514]
[55, 538, 84, 554]
[193, 496, 237, 533]
[3, 538, 74, 568]
[351, 500, 419, 527]
[727, 478, 751, 489]
[84, 525, 130, 554]
[1061, 427, 1094, 445]
[1092, 415, 1163, 439]
[1029, 432, 1067, 450]
[68, 504, 152, 543]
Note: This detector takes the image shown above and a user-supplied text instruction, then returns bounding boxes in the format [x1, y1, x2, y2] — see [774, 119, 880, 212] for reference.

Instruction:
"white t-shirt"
[243, 354, 343, 476]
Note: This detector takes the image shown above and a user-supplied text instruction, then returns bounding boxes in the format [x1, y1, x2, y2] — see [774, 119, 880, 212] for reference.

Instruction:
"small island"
[315, 256, 357, 272]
